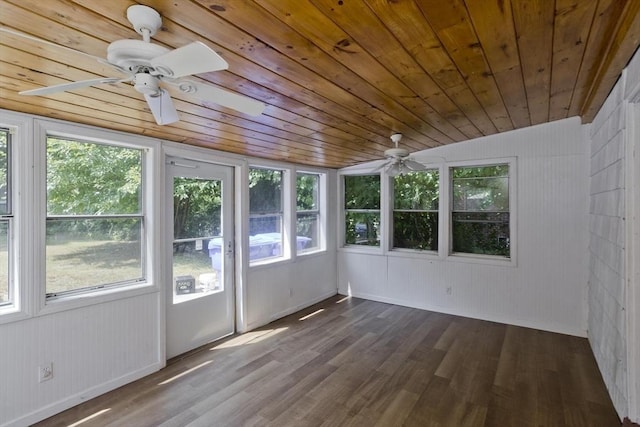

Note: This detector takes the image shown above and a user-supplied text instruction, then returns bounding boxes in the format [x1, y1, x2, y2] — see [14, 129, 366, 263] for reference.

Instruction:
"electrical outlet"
[38, 363, 53, 383]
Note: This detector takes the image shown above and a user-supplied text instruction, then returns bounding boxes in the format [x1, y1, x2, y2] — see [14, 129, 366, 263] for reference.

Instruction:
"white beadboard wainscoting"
[0, 293, 163, 427]
[338, 117, 590, 337]
[247, 252, 338, 331]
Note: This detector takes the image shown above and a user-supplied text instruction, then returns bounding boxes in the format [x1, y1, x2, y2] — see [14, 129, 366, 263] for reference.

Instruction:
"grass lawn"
[0, 238, 217, 299]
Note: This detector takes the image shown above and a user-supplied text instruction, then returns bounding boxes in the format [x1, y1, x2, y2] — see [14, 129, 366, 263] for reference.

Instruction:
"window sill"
[39, 281, 159, 316]
[296, 248, 327, 259]
[338, 245, 383, 256]
[386, 248, 440, 260]
[446, 252, 516, 267]
[0, 305, 30, 325]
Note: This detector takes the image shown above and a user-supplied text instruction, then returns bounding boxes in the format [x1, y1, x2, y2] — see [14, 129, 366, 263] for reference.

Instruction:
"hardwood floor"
[35, 296, 620, 427]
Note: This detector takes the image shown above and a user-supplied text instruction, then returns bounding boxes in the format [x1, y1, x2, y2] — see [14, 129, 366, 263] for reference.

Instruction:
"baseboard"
[247, 289, 338, 331]
[3, 361, 164, 427]
[344, 290, 587, 338]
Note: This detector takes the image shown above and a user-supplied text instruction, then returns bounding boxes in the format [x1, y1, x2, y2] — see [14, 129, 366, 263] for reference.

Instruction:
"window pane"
[393, 212, 438, 250]
[394, 170, 439, 210]
[0, 222, 8, 304]
[345, 212, 379, 246]
[345, 175, 380, 209]
[0, 130, 8, 215]
[452, 212, 510, 257]
[452, 166, 508, 211]
[47, 138, 142, 215]
[297, 212, 318, 252]
[297, 173, 319, 210]
[249, 168, 282, 213]
[46, 218, 143, 295]
[174, 177, 221, 239]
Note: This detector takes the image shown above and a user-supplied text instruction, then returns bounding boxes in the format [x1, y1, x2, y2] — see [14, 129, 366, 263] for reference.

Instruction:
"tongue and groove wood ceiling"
[1, 1, 639, 168]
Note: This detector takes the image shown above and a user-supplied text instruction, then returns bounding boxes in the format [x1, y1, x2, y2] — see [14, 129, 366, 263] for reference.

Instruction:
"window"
[451, 164, 510, 257]
[344, 174, 380, 246]
[249, 167, 283, 262]
[296, 172, 320, 253]
[393, 170, 439, 251]
[45, 137, 145, 297]
[0, 129, 11, 306]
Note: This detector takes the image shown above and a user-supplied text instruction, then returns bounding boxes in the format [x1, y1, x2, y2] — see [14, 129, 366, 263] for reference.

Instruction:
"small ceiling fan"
[374, 133, 428, 176]
[10, 5, 265, 124]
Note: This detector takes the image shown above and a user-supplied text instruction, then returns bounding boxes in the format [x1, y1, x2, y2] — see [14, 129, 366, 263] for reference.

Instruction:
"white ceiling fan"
[374, 133, 429, 176]
[8, 5, 265, 124]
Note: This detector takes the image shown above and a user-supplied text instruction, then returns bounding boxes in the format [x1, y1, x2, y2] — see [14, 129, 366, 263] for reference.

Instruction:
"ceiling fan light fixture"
[386, 162, 402, 176]
[133, 73, 160, 96]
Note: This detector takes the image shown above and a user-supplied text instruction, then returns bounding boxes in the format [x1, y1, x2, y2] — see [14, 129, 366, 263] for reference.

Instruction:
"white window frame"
[34, 119, 159, 315]
[390, 168, 440, 254]
[444, 157, 517, 266]
[295, 170, 326, 256]
[0, 112, 31, 323]
[248, 165, 290, 266]
[340, 172, 383, 252]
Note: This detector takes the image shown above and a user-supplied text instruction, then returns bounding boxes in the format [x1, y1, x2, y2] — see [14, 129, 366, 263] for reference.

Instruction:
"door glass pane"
[172, 177, 223, 303]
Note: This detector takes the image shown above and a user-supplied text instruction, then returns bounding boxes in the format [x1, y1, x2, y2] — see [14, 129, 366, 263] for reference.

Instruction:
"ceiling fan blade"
[20, 77, 127, 96]
[151, 42, 228, 78]
[144, 89, 179, 125]
[371, 161, 387, 172]
[404, 159, 427, 171]
[176, 80, 265, 116]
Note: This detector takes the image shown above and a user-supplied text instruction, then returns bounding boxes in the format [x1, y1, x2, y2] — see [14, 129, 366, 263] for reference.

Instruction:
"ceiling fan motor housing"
[385, 147, 410, 159]
[107, 39, 169, 72]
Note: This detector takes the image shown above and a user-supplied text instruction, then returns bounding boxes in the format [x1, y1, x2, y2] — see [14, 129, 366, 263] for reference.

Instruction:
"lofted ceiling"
[0, 0, 639, 169]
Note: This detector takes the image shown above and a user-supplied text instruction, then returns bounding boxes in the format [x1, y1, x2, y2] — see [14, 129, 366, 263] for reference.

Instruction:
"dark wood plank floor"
[35, 295, 620, 427]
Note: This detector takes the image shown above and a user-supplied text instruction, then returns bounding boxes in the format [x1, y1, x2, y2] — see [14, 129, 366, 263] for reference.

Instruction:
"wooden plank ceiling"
[0, 0, 639, 169]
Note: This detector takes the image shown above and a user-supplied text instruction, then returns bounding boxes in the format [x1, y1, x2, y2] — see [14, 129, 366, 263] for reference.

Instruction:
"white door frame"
[165, 156, 235, 358]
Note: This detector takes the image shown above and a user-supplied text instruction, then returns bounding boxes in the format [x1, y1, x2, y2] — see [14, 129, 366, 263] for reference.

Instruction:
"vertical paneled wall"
[246, 172, 338, 330]
[0, 293, 163, 427]
[338, 117, 590, 336]
[588, 49, 640, 420]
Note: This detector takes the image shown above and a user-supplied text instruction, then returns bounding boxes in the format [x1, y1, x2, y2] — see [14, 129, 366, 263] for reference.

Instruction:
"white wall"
[246, 172, 338, 330]
[338, 117, 590, 337]
[0, 293, 163, 426]
[0, 111, 338, 427]
[588, 48, 640, 421]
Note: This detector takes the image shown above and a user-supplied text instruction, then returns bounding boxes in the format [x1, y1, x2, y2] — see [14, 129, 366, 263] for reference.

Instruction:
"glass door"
[166, 157, 234, 359]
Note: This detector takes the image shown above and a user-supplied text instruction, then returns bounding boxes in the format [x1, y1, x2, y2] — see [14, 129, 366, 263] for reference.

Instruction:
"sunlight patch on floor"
[159, 360, 212, 385]
[67, 408, 111, 427]
[299, 308, 324, 320]
[210, 327, 289, 350]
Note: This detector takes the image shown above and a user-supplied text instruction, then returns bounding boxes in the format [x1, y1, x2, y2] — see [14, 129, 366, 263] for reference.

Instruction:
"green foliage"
[344, 175, 381, 245]
[392, 171, 439, 250]
[47, 138, 141, 215]
[249, 168, 282, 213]
[394, 170, 439, 210]
[451, 165, 510, 257]
[173, 177, 222, 239]
[452, 165, 508, 211]
[344, 175, 380, 209]
[297, 173, 318, 210]
[46, 138, 142, 241]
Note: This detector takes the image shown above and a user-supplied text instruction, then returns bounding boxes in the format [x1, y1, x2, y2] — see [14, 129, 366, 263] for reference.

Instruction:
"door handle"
[225, 241, 234, 256]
